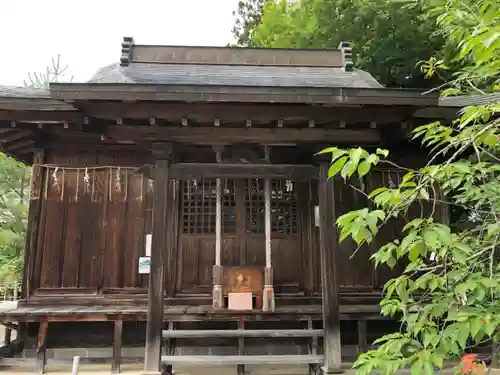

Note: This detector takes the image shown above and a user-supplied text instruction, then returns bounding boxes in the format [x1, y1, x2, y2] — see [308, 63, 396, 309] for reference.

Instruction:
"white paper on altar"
[228, 292, 253, 310]
[145, 234, 152, 256]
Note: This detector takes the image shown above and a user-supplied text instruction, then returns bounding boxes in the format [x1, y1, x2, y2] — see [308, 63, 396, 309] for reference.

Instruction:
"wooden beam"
[0, 98, 75, 112]
[79, 102, 414, 123]
[0, 130, 32, 144]
[5, 139, 34, 152]
[105, 125, 380, 145]
[144, 143, 171, 374]
[318, 164, 342, 373]
[169, 163, 318, 181]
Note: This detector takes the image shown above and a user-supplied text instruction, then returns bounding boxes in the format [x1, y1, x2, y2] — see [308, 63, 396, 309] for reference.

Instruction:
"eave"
[50, 83, 439, 107]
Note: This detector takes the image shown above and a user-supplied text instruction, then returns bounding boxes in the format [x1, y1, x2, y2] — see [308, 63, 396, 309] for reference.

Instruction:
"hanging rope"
[215, 151, 222, 266]
[264, 146, 272, 269]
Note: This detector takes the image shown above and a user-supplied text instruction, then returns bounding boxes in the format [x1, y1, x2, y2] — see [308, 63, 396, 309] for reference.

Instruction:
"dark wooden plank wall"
[311, 169, 434, 293]
[31, 150, 154, 294]
[28, 151, 435, 298]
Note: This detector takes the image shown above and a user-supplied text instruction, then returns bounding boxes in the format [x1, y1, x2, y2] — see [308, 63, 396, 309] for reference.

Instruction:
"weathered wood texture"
[318, 164, 341, 371]
[27, 148, 434, 301]
[144, 153, 171, 373]
[31, 150, 154, 295]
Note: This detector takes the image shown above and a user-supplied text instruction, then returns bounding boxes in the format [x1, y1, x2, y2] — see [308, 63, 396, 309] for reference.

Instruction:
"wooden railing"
[0, 281, 20, 302]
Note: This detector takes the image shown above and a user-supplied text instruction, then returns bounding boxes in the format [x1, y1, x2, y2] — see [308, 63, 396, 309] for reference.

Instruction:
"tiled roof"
[88, 63, 383, 89]
[439, 92, 500, 107]
[0, 85, 49, 98]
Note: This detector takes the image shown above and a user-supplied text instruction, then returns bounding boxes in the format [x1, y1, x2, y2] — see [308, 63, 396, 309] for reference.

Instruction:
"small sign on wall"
[138, 257, 151, 274]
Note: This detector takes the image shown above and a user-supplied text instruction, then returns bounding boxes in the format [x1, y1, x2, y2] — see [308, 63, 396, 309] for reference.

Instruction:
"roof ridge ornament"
[339, 41, 353, 71]
[120, 37, 134, 67]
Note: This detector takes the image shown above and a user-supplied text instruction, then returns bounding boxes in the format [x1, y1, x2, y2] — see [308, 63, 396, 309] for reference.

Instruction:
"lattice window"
[182, 178, 297, 234]
[272, 179, 297, 234]
[181, 179, 236, 234]
[245, 179, 265, 233]
[245, 179, 297, 234]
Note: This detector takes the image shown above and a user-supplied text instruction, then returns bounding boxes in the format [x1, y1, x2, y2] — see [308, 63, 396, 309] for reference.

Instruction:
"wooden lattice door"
[178, 178, 303, 295]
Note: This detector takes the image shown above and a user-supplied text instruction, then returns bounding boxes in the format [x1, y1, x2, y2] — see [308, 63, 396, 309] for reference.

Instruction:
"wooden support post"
[492, 336, 498, 369]
[237, 317, 245, 375]
[35, 322, 48, 374]
[357, 320, 367, 354]
[164, 321, 174, 375]
[144, 144, 172, 375]
[318, 164, 342, 373]
[23, 149, 45, 300]
[309, 318, 318, 375]
[4, 327, 11, 346]
[112, 320, 123, 374]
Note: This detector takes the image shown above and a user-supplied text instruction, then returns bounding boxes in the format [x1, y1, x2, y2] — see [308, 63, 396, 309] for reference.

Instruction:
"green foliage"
[248, 0, 451, 88]
[0, 153, 30, 286]
[320, 0, 500, 373]
[231, 0, 271, 47]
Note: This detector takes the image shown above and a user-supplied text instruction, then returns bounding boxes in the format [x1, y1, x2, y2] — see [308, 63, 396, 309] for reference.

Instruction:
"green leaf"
[328, 156, 347, 178]
[357, 161, 371, 177]
[470, 318, 483, 339]
[386, 256, 397, 269]
[419, 188, 430, 201]
[423, 229, 439, 249]
[411, 359, 422, 375]
[349, 147, 364, 166]
[341, 160, 357, 179]
[368, 187, 387, 198]
[457, 324, 469, 349]
[376, 148, 389, 158]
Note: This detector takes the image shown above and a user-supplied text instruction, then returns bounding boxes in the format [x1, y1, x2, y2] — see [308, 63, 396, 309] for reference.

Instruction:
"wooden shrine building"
[0, 38, 467, 374]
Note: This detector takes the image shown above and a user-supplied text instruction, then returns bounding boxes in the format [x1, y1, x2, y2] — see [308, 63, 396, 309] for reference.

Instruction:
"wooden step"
[162, 329, 323, 338]
[161, 355, 323, 365]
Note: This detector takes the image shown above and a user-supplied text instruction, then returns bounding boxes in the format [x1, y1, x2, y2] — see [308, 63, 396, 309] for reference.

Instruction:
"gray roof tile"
[439, 92, 500, 107]
[0, 85, 49, 98]
[88, 63, 383, 89]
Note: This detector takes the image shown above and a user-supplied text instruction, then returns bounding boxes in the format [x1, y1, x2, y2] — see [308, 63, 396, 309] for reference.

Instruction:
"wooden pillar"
[262, 146, 275, 311]
[112, 320, 123, 374]
[35, 322, 48, 374]
[357, 320, 367, 354]
[22, 149, 45, 300]
[143, 144, 171, 375]
[318, 164, 342, 373]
